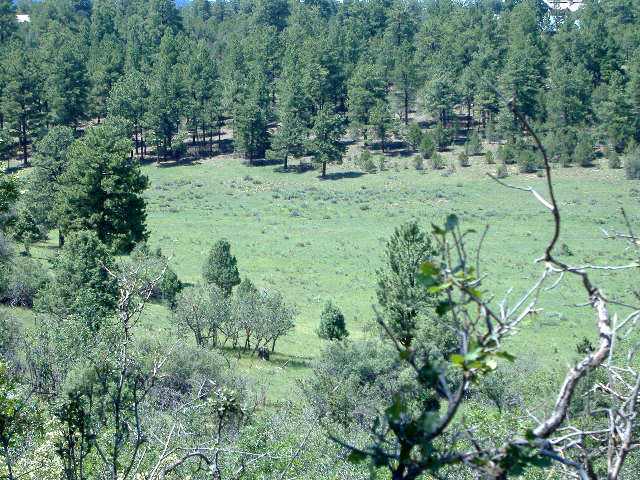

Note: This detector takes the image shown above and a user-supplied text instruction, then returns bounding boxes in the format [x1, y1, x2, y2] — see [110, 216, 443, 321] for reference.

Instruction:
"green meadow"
[136, 151, 639, 402]
[10, 151, 640, 403]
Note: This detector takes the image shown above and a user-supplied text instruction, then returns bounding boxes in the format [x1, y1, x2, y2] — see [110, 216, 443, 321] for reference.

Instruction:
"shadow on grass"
[319, 171, 365, 181]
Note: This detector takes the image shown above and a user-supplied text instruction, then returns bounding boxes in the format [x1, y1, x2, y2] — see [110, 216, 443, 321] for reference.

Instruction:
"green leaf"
[420, 261, 440, 277]
[450, 354, 465, 366]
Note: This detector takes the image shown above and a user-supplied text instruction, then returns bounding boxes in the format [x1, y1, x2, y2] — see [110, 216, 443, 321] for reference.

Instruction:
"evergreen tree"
[233, 67, 270, 162]
[24, 126, 75, 240]
[56, 119, 148, 253]
[347, 62, 386, 145]
[42, 30, 90, 128]
[317, 301, 348, 341]
[0, 0, 17, 44]
[203, 239, 241, 297]
[107, 70, 149, 158]
[146, 32, 183, 160]
[376, 221, 437, 348]
[36, 230, 118, 330]
[310, 104, 346, 178]
[0, 43, 45, 166]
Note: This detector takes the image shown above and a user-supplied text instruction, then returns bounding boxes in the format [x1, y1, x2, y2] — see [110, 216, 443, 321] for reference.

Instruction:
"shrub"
[431, 153, 445, 170]
[406, 123, 423, 151]
[518, 150, 542, 174]
[1, 258, 48, 308]
[203, 239, 241, 296]
[376, 155, 386, 172]
[458, 152, 470, 167]
[355, 150, 377, 173]
[419, 133, 436, 159]
[317, 301, 348, 341]
[607, 146, 622, 169]
[465, 131, 482, 156]
[485, 121, 500, 143]
[574, 133, 596, 167]
[497, 143, 516, 165]
[625, 149, 640, 179]
[432, 124, 453, 151]
[546, 128, 577, 164]
[496, 163, 508, 179]
[485, 150, 495, 164]
[413, 155, 424, 171]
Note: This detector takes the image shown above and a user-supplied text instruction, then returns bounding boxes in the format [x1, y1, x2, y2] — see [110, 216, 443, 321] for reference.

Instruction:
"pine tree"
[203, 239, 241, 297]
[347, 62, 387, 145]
[376, 221, 438, 348]
[310, 104, 346, 178]
[24, 126, 75, 240]
[43, 30, 90, 128]
[107, 70, 149, 158]
[36, 230, 118, 330]
[0, 0, 17, 44]
[1, 43, 45, 166]
[233, 68, 270, 162]
[146, 32, 183, 160]
[56, 118, 148, 253]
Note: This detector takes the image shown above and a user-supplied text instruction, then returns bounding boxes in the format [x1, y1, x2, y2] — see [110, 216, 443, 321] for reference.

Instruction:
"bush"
[625, 149, 640, 179]
[317, 301, 348, 341]
[355, 150, 377, 173]
[496, 163, 508, 179]
[432, 124, 453, 151]
[465, 131, 482, 156]
[574, 133, 596, 167]
[1, 258, 48, 308]
[376, 155, 386, 172]
[497, 143, 516, 165]
[485, 150, 495, 164]
[546, 128, 577, 164]
[203, 239, 241, 296]
[412, 155, 424, 171]
[458, 152, 470, 167]
[607, 146, 622, 169]
[419, 133, 436, 159]
[406, 123, 423, 151]
[518, 149, 542, 173]
[431, 153, 445, 170]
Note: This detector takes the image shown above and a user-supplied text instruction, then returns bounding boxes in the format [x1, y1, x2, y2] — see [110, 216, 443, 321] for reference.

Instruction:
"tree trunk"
[59, 230, 65, 248]
[283, 152, 288, 170]
[322, 161, 327, 177]
[404, 89, 409, 125]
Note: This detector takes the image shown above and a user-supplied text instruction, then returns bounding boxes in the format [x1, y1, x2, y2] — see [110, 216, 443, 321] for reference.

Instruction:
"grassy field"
[135, 148, 639, 401]
[8, 147, 640, 403]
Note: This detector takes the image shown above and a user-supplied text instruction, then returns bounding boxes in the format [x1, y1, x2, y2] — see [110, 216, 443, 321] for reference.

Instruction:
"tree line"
[2, 0, 640, 178]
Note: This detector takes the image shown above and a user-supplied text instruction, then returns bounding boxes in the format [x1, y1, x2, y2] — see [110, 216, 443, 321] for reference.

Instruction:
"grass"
[7, 149, 640, 403]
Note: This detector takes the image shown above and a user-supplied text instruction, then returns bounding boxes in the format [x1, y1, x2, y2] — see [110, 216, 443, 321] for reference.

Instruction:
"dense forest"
[1, 0, 640, 479]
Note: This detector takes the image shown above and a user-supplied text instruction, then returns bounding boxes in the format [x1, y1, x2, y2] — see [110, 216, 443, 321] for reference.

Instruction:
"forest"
[1, 0, 640, 478]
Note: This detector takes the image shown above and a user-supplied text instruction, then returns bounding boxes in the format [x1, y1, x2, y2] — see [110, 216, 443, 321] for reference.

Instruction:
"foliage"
[419, 133, 435, 159]
[465, 131, 483, 156]
[431, 152, 445, 170]
[376, 221, 437, 347]
[355, 150, 377, 174]
[36, 230, 117, 329]
[607, 146, 622, 169]
[317, 301, 348, 341]
[625, 148, 640, 179]
[574, 132, 596, 168]
[56, 120, 148, 253]
[517, 149, 542, 174]
[406, 123, 423, 152]
[485, 150, 495, 164]
[431, 124, 453, 151]
[202, 239, 241, 297]
[458, 151, 470, 168]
